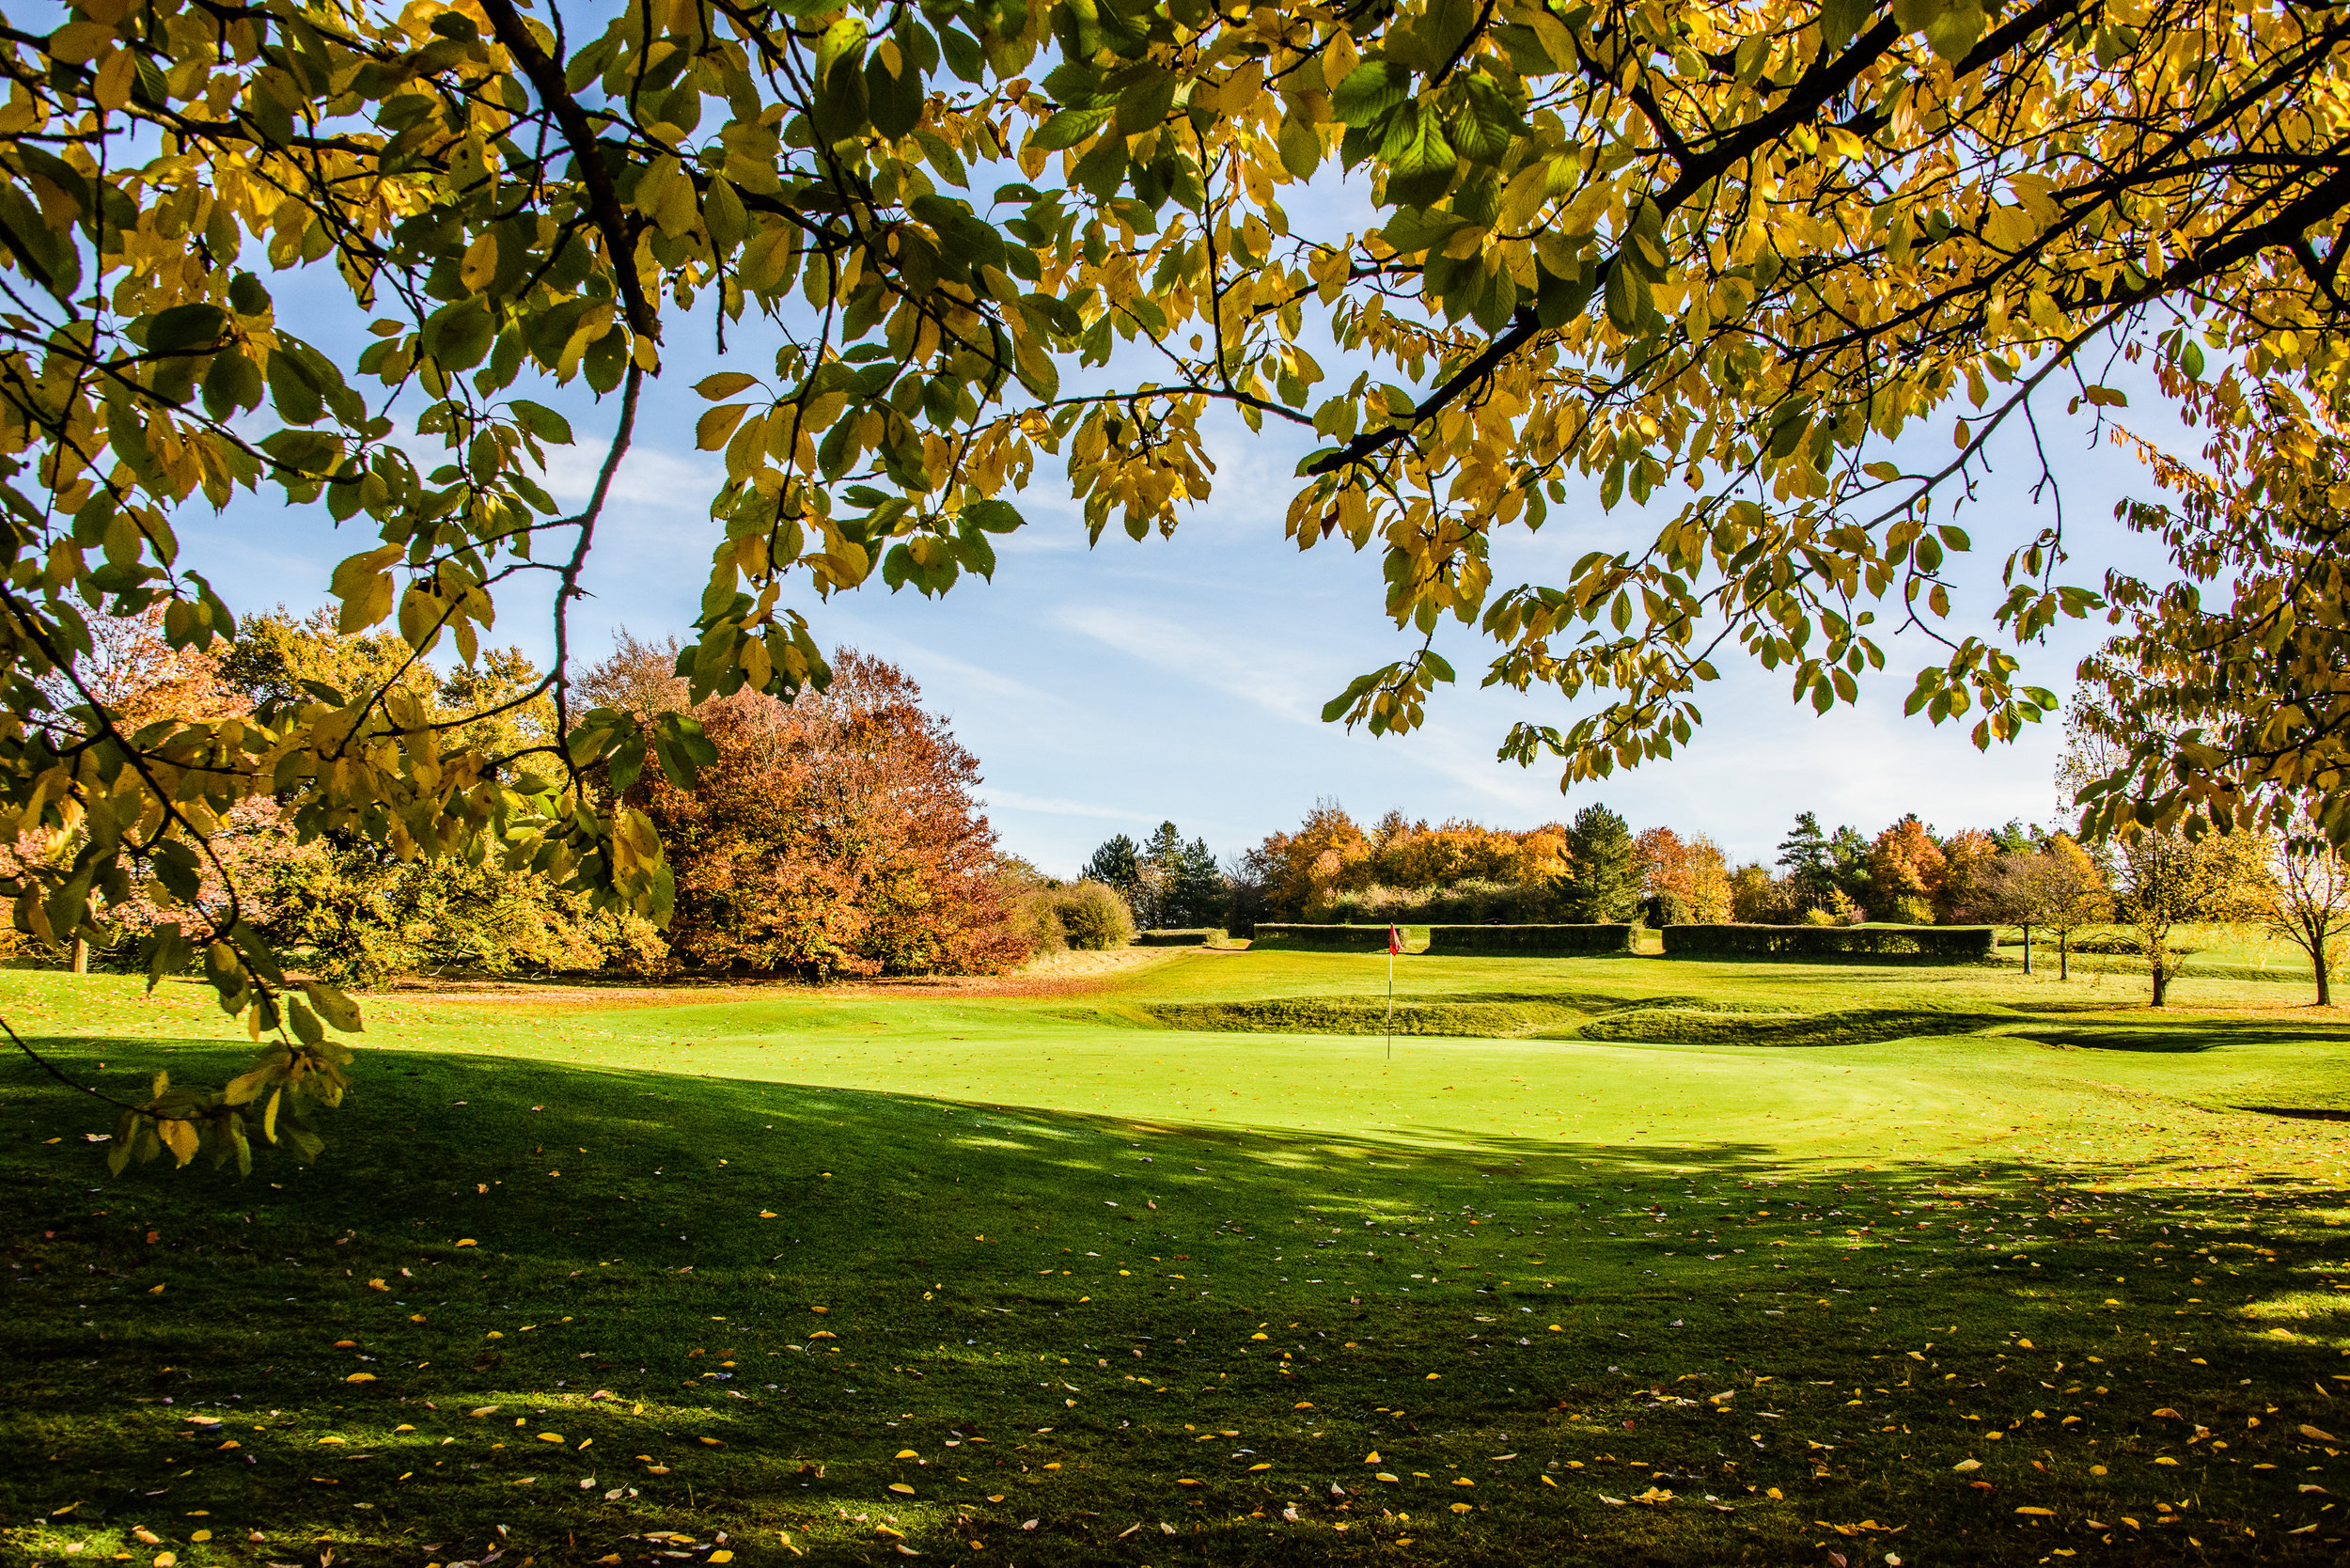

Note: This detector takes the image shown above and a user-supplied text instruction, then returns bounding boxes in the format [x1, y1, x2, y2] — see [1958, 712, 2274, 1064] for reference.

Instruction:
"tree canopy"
[7, 0, 2350, 1160]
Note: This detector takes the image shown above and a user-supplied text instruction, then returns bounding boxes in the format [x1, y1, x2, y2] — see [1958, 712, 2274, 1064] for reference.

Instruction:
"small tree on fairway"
[1987, 836, 2109, 980]
[2250, 816, 2350, 1006]
[1558, 806, 1638, 923]
[2108, 828, 2235, 1008]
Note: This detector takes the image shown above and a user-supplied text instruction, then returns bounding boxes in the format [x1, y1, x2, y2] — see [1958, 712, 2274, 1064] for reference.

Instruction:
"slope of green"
[2, 953, 2348, 1568]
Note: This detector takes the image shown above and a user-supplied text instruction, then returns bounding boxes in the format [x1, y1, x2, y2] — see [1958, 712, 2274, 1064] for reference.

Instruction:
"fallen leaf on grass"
[1953, 1459, 1982, 1472]
[888, 1483, 916, 1496]
[2301, 1425, 2341, 1443]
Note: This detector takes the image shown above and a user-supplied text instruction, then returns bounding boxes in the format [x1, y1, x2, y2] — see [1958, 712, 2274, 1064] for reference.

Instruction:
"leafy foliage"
[2085, 392, 2350, 848]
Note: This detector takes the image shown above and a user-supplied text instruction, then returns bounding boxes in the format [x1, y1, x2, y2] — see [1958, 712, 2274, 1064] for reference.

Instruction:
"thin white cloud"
[1055, 602, 1323, 722]
[541, 442, 719, 509]
[980, 788, 1149, 822]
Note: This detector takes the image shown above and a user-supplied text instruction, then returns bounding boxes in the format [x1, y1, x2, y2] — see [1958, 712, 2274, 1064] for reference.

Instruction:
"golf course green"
[3, 949, 2347, 1565]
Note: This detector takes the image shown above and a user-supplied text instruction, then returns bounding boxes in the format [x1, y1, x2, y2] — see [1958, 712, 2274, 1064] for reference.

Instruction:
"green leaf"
[1382, 100, 1457, 209]
[146, 303, 227, 353]
[1334, 60, 1413, 128]
[1031, 106, 1114, 150]
[962, 498, 1026, 533]
[509, 400, 573, 444]
[266, 349, 324, 425]
[422, 298, 494, 372]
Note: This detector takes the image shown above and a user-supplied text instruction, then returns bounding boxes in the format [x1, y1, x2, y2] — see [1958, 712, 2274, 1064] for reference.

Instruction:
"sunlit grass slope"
[3, 952, 2349, 1567]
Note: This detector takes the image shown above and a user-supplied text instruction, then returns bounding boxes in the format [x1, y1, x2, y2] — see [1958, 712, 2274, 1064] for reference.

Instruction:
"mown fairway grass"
[4, 950, 2350, 1568]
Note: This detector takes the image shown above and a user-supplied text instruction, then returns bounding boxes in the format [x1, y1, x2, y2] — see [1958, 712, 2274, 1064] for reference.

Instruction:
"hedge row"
[1422, 923, 1636, 955]
[1135, 928, 1229, 948]
[1660, 924, 1997, 961]
[1249, 924, 1402, 951]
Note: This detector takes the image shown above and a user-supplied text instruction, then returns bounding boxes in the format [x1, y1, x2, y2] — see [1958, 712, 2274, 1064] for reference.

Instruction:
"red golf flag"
[1388, 925, 1403, 955]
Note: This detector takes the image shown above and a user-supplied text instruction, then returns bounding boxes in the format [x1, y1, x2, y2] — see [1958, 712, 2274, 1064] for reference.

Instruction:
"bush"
[1136, 928, 1228, 947]
[1644, 892, 1692, 927]
[1660, 924, 1997, 961]
[1047, 881, 1137, 950]
[1421, 923, 1637, 955]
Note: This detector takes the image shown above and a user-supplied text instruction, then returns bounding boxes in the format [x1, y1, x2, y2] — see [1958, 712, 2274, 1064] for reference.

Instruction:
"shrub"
[1049, 881, 1137, 950]
[1422, 924, 1637, 955]
[1660, 924, 1997, 961]
[1644, 892, 1692, 927]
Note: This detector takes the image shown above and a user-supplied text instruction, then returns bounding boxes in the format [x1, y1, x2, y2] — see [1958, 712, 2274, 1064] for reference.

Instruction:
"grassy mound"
[1142, 997, 1587, 1037]
[1576, 1001, 2003, 1047]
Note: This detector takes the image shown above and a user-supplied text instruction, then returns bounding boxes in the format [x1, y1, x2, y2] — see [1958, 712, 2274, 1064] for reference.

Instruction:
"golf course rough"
[2, 948, 2346, 1565]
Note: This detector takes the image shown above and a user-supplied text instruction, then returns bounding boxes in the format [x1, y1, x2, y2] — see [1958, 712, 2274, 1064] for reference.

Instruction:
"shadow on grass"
[3, 1037, 2348, 1567]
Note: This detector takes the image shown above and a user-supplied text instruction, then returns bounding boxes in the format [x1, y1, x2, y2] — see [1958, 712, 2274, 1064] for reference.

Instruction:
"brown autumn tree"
[1867, 816, 1948, 924]
[1632, 827, 1733, 924]
[612, 645, 1025, 980]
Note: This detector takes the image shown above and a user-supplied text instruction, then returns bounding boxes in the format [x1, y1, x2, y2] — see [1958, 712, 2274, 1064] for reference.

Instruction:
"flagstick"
[1386, 929, 1395, 1061]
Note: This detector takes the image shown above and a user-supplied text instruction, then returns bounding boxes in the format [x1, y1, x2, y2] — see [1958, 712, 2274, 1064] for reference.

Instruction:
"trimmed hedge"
[1135, 928, 1229, 948]
[1661, 924, 1997, 961]
[1422, 923, 1637, 956]
[1249, 924, 1402, 951]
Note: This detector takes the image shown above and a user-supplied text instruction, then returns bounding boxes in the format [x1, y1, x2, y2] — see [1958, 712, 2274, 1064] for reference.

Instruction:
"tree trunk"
[2319, 961, 2331, 1008]
[2022, 922, 2032, 974]
[2060, 932, 2069, 981]
[70, 935, 87, 975]
[2151, 956, 2168, 1008]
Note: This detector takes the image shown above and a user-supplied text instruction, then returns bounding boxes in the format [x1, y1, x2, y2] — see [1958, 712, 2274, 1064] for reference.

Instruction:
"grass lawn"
[4, 950, 2350, 1566]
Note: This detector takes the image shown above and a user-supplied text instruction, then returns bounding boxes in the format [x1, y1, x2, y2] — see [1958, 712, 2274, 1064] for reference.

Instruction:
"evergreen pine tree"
[1776, 811, 1833, 904]
[1084, 834, 1140, 893]
[1558, 804, 1637, 921]
[1169, 836, 1228, 928]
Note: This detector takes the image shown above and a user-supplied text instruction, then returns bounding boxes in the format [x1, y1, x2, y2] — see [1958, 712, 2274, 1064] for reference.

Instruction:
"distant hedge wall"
[1249, 924, 1399, 951]
[1661, 924, 1997, 961]
[1135, 928, 1229, 948]
[1422, 923, 1637, 956]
